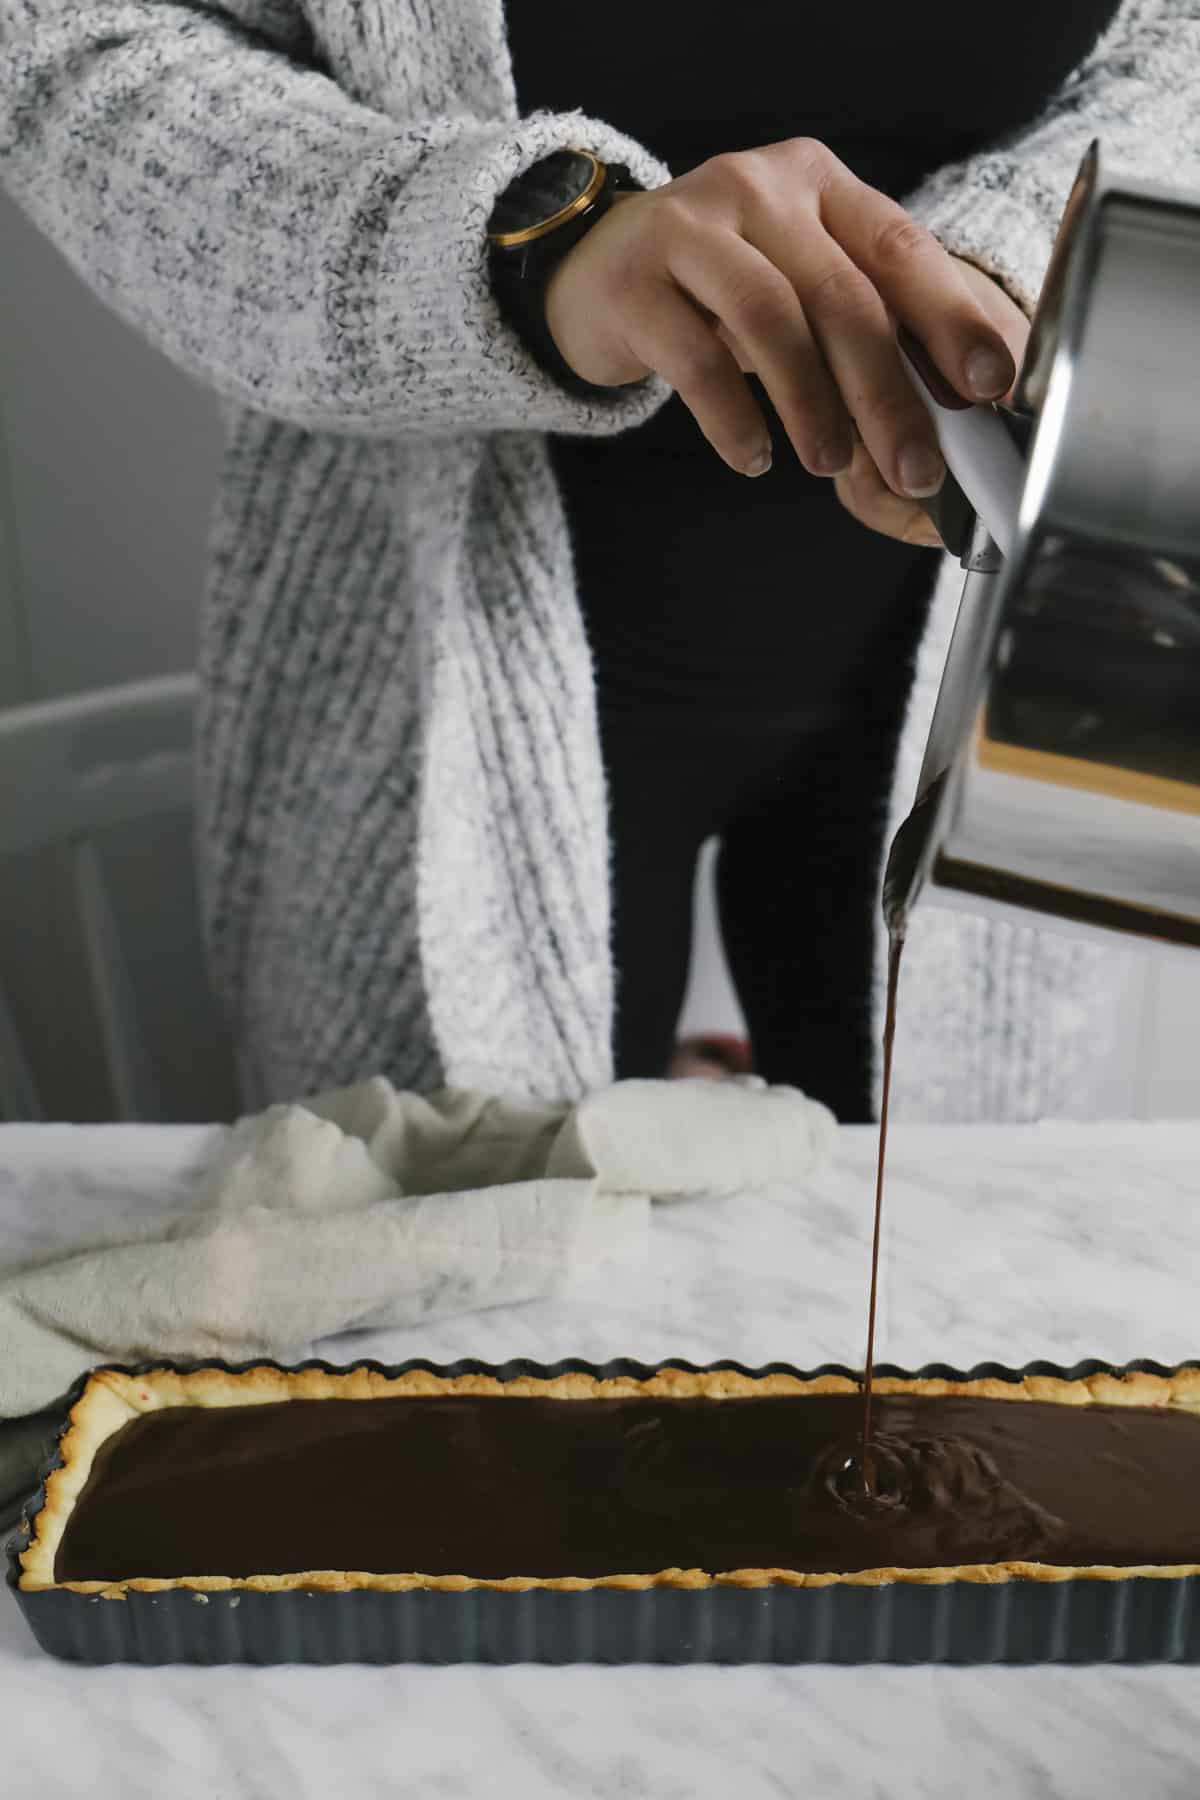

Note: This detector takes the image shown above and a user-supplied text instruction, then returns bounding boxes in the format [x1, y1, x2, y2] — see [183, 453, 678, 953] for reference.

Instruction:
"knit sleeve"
[903, 0, 1200, 314]
[0, 0, 673, 437]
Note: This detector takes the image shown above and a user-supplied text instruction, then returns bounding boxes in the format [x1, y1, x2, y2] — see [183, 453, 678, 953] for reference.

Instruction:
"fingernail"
[964, 345, 1011, 399]
[745, 445, 773, 477]
[898, 441, 945, 498]
[812, 438, 853, 476]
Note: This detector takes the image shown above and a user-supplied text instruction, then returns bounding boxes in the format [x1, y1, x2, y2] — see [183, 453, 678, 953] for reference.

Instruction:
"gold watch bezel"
[487, 150, 608, 249]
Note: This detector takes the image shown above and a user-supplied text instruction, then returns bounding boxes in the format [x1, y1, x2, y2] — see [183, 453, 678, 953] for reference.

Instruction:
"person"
[0, 2, 1192, 1119]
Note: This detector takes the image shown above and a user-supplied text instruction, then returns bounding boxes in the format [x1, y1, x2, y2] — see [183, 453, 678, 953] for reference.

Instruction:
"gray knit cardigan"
[2, 0, 1197, 1117]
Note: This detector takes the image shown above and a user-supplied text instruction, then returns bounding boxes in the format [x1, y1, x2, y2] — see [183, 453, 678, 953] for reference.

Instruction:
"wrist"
[488, 151, 640, 396]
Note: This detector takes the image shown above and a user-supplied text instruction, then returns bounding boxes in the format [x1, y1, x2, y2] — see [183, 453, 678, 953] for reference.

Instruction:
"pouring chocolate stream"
[857, 776, 945, 1491]
[859, 927, 903, 1493]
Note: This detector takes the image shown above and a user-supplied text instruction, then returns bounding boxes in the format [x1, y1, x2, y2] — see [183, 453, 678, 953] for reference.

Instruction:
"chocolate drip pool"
[55, 1392, 1200, 1584]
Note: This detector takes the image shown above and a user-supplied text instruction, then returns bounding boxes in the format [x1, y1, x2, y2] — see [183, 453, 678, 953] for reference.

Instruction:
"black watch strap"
[488, 153, 641, 397]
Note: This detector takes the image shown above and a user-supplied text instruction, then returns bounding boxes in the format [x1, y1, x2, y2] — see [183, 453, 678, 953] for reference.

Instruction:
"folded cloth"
[0, 1075, 835, 1419]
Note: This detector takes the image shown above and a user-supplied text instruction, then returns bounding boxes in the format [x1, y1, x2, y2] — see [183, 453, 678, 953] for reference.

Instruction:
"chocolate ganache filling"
[53, 1391, 1200, 1584]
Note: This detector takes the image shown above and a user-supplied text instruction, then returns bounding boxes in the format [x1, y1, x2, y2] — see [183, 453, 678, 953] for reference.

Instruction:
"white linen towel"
[0, 1075, 834, 1417]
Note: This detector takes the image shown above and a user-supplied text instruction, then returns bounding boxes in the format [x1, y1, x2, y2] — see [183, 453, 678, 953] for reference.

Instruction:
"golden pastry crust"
[20, 1361, 1200, 1597]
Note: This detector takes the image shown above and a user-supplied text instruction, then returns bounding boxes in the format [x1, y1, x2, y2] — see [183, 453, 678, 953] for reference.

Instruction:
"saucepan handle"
[896, 325, 1025, 559]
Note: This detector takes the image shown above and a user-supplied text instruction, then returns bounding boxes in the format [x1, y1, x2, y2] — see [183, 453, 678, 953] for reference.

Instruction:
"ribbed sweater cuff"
[369, 109, 675, 439]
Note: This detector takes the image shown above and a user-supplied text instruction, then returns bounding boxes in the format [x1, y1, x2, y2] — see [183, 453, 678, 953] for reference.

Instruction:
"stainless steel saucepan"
[886, 139, 1200, 950]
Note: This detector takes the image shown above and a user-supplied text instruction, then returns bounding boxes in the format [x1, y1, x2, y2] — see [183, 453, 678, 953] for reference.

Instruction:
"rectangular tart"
[10, 1358, 1200, 1665]
[18, 1360, 1200, 1595]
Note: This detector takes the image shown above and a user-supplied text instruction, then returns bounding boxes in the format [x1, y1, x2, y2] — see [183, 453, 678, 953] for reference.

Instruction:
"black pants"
[599, 710, 904, 1121]
[552, 401, 937, 1124]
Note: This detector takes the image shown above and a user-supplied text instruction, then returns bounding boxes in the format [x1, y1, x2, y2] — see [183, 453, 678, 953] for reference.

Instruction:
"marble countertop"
[5, 1118, 1200, 1800]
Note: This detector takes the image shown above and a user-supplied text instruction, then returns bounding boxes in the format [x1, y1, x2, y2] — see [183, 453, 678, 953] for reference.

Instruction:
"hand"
[544, 139, 1018, 501]
[833, 257, 1032, 548]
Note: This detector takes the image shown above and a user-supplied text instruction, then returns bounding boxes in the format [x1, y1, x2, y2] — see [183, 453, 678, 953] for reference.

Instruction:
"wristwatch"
[487, 148, 640, 395]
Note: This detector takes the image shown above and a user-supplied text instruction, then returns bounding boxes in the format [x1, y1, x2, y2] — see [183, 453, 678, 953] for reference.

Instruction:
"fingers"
[817, 161, 1016, 405]
[724, 158, 947, 499]
[624, 274, 773, 475]
[834, 437, 945, 548]
[743, 210, 944, 498]
[667, 228, 855, 475]
[714, 319, 756, 373]
[794, 244, 948, 498]
[948, 256, 1032, 404]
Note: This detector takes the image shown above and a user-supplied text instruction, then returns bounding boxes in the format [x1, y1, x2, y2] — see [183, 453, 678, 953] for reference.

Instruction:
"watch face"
[488, 149, 604, 245]
[538, 148, 602, 205]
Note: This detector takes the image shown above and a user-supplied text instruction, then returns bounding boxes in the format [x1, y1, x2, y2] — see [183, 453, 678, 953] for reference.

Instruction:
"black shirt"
[506, 3, 1120, 194]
